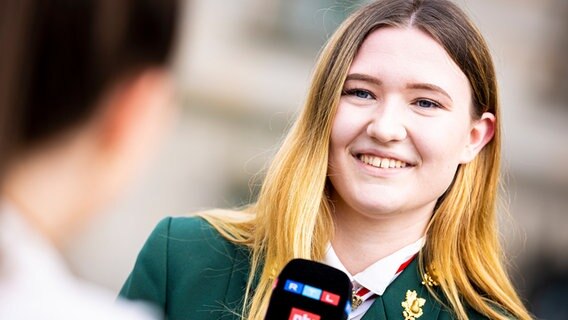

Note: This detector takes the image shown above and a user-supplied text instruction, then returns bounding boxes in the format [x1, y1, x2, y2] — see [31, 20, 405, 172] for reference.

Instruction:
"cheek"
[330, 103, 367, 148]
[416, 116, 470, 160]
[328, 130, 346, 175]
[329, 110, 357, 175]
[412, 121, 470, 194]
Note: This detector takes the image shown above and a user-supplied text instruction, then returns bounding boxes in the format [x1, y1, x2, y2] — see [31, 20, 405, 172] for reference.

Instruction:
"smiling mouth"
[357, 154, 409, 169]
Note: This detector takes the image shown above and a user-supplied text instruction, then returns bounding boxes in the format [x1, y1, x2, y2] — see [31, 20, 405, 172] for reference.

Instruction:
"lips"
[357, 154, 409, 168]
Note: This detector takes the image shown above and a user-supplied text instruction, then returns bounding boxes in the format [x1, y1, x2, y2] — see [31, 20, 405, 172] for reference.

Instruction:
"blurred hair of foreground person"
[0, 0, 179, 319]
[119, 0, 532, 319]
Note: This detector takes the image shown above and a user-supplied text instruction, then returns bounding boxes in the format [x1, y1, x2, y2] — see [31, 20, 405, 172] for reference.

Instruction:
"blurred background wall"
[63, 0, 568, 318]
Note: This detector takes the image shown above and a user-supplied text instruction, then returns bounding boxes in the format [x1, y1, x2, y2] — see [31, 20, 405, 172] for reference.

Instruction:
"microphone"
[264, 259, 352, 320]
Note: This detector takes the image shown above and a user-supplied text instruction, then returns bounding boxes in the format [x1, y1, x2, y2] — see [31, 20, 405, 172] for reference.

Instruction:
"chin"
[350, 198, 404, 217]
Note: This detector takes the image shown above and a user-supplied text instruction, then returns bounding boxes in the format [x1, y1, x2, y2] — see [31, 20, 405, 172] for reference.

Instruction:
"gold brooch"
[351, 291, 363, 310]
[421, 271, 439, 287]
[402, 290, 426, 320]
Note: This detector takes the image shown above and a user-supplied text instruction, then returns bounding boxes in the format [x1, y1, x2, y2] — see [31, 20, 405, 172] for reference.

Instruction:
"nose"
[366, 101, 407, 143]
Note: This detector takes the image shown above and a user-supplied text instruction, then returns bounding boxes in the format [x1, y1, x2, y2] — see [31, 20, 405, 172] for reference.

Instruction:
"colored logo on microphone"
[321, 291, 341, 306]
[284, 280, 304, 294]
[283, 279, 341, 306]
[289, 307, 321, 320]
[302, 285, 322, 300]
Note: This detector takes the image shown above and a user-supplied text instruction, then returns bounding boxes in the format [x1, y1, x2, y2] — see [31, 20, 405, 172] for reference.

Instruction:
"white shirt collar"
[0, 199, 159, 320]
[324, 237, 425, 296]
[0, 200, 68, 278]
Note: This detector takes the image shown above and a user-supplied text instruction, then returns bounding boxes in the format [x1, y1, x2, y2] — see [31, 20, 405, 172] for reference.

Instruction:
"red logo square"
[288, 307, 321, 320]
[320, 291, 340, 306]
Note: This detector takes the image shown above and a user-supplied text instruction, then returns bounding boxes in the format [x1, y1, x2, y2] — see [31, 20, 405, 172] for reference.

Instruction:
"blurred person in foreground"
[0, 0, 179, 318]
[120, 0, 532, 319]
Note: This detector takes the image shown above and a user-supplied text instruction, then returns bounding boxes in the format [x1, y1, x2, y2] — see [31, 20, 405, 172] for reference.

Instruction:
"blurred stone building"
[65, 1, 568, 318]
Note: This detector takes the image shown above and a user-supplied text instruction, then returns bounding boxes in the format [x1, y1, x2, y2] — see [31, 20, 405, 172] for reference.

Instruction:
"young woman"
[120, 0, 531, 319]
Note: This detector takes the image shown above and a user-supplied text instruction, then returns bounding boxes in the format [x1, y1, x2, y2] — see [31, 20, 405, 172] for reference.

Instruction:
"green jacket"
[120, 216, 488, 319]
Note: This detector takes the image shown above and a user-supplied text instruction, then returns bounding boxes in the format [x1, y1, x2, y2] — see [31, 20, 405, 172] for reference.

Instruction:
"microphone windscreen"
[264, 258, 352, 320]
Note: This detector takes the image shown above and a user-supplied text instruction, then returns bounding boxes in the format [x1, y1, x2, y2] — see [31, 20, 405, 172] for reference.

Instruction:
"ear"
[98, 68, 174, 156]
[459, 112, 495, 163]
[88, 68, 174, 203]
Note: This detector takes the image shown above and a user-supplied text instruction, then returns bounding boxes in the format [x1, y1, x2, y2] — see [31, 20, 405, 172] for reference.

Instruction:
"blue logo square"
[301, 285, 322, 300]
[345, 300, 351, 314]
[284, 280, 304, 294]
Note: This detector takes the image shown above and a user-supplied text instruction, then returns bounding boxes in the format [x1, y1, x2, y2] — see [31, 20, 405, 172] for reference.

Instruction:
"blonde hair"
[201, 1, 531, 319]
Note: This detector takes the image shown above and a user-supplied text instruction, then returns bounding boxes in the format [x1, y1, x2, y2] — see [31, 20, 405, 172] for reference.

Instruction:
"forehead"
[349, 27, 471, 102]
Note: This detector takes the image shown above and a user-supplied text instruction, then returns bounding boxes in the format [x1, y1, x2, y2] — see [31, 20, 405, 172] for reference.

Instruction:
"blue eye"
[416, 99, 440, 109]
[355, 90, 372, 99]
[344, 89, 374, 100]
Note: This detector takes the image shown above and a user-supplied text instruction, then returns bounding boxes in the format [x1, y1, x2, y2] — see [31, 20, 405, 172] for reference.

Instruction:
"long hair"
[202, 1, 531, 319]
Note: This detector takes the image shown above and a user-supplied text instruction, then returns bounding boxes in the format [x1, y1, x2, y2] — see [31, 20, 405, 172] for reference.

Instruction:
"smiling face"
[328, 27, 494, 222]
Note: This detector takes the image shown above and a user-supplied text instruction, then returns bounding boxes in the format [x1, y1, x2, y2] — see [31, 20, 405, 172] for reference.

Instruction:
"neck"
[1, 138, 102, 248]
[331, 199, 433, 275]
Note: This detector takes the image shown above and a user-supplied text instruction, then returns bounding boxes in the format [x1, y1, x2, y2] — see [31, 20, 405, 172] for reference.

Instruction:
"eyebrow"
[406, 83, 453, 102]
[345, 73, 382, 86]
[345, 73, 453, 102]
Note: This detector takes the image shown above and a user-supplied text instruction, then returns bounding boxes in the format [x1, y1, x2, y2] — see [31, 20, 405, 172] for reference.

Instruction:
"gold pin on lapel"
[402, 290, 426, 320]
[421, 271, 439, 287]
[351, 290, 363, 310]
[421, 265, 439, 287]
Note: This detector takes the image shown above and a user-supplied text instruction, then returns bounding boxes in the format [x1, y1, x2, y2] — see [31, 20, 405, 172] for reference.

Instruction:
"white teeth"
[358, 154, 408, 169]
[372, 157, 381, 167]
